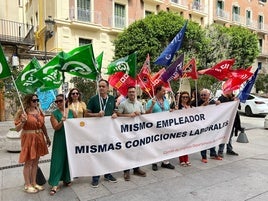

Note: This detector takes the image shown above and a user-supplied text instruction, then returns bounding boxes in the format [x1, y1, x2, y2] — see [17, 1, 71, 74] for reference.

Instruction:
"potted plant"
[5, 128, 21, 153]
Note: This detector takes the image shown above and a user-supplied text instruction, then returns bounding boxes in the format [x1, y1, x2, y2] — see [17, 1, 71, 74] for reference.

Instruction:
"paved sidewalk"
[0, 115, 267, 201]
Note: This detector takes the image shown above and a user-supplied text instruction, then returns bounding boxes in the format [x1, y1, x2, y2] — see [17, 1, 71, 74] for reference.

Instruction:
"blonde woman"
[67, 88, 87, 118]
[14, 94, 50, 193]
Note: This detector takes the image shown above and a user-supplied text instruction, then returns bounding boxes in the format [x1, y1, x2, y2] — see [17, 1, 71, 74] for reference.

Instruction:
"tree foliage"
[255, 74, 268, 93]
[225, 26, 259, 68]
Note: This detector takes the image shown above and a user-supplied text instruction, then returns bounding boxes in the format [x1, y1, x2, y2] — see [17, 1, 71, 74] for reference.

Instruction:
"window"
[18, 0, 23, 7]
[232, 6, 240, 22]
[192, 0, 201, 10]
[145, 11, 153, 16]
[259, 39, 263, 53]
[114, 3, 125, 28]
[77, 0, 91, 22]
[79, 38, 92, 46]
[258, 15, 263, 29]
[217, 0, 224, 17]
[258, 62, 262, 70]
[217, 0, 224, 9]
[246, 10, 251, 25]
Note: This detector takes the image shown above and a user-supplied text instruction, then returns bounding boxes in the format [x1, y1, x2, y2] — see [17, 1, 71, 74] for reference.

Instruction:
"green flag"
[33, 52, 66, 91]
[0, 44, 12, 79]
[60, 44, 99, 80]
[96, 51, 104, 73]
[106, 52, 137, 78]
[15, 57, 43, 94]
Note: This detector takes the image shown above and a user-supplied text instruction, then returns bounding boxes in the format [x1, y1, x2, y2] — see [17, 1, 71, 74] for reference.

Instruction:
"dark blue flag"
[161, 54, 184, 82]
[237, 67, 260, 103]
[155, 21, 187, 66]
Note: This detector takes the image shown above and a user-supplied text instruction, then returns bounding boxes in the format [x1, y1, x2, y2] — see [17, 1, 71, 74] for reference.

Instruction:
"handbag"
[36, 166, 46, 185]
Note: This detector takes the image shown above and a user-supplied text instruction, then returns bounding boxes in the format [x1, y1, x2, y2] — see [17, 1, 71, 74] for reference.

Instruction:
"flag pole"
[62, 71, 66, 117]
[195, 79, 198, 107]
[11, 75, 26, 114]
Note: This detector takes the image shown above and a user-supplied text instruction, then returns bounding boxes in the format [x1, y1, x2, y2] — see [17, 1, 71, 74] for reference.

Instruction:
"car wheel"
[245, 106, 253, 116]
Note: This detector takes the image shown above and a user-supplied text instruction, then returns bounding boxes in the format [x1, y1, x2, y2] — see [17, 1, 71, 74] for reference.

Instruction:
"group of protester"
[14, 79, 241, 195]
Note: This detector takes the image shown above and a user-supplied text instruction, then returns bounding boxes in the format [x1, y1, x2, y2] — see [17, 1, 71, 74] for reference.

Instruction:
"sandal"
[63, 181, 72, 187]
[186, 161, 191, 166]
[50, 186, 59, 196]
[180, 162, 187, 167]
[33, 184, 45, 191]
[24, 185, 38, 194]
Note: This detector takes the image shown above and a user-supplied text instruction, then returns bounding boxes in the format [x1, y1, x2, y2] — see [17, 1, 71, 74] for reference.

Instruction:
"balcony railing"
[114, 15, 126, 28]
[215, 8, 230, 20]
[190, 2, 207, 14]
[170, 0, 188, 7]
[69, 8, 102, 25]
[0, 19, 34, 45]
[232, 13, 241, 23]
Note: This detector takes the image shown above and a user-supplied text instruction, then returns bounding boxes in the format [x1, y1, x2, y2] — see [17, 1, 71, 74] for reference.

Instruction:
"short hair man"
[117, 86, 146, 181]
[86, 79, 118, 187]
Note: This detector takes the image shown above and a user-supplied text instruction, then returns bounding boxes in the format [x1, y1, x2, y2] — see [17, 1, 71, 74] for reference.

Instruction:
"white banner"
[64, 101, 239, 178]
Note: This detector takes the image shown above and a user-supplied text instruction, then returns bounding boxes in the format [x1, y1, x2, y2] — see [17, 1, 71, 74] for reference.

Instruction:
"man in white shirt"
[117, 86, 146, 181]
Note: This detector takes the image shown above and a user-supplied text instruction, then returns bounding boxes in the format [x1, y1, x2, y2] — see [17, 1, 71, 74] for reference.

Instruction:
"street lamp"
[44, 16, 55, 63]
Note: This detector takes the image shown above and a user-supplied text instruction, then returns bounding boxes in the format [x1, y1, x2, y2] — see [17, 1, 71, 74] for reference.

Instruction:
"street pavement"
[0, 114, 267, 201]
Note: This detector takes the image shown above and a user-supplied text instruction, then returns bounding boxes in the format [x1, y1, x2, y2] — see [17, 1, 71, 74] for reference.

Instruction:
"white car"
[239, 94, 268, 116]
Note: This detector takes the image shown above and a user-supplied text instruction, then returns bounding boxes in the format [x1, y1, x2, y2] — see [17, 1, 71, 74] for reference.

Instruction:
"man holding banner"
[218, 91, 239, 157]
[146, 85, 175, 171]
[117, 86, 147, 181]
[86, 79, 118, 187]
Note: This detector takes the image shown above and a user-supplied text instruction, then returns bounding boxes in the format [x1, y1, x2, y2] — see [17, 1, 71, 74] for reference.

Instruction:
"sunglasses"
[31, 99, 39, 103]
[55, 99, 64, 104]
[72, 92, 79, 95]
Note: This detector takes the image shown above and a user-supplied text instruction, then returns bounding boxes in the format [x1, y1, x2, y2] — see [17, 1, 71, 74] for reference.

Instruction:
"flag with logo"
[151, 68, 171, 95]
[15, 57, 43, 94]
[0, 44, 12, 79]
[60, 44, 99, 80]
[108, 72, 136, 96]
[161, 54, 184, 82]
[237, 67, 260, 103]
[222, 67, 253, 94]
[155, 21, 187, 66]
[107, 52, 137, 78]
[37, 89, 57, 111]
[137, 54, 153, 96]
[33, 52, 66, 91]
[181, 58, 198, 79]
[198, 59, 235, 81]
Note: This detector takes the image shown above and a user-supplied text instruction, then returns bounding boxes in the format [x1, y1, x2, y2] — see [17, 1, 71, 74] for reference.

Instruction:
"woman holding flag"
[14, 94, 50, 194]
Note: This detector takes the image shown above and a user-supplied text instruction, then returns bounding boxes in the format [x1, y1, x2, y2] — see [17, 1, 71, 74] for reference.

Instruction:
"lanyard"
[100, 96, 109, 112]
[156, 98, 165, 111]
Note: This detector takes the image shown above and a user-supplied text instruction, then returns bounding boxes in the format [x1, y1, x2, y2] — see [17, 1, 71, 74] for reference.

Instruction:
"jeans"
[92, 173, 112, 182]
[201, 147, 217, 159]
[218, 126, 235, 154]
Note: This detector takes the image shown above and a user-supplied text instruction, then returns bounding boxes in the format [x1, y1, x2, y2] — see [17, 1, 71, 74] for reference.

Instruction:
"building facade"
[0, 0, 268, 120]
